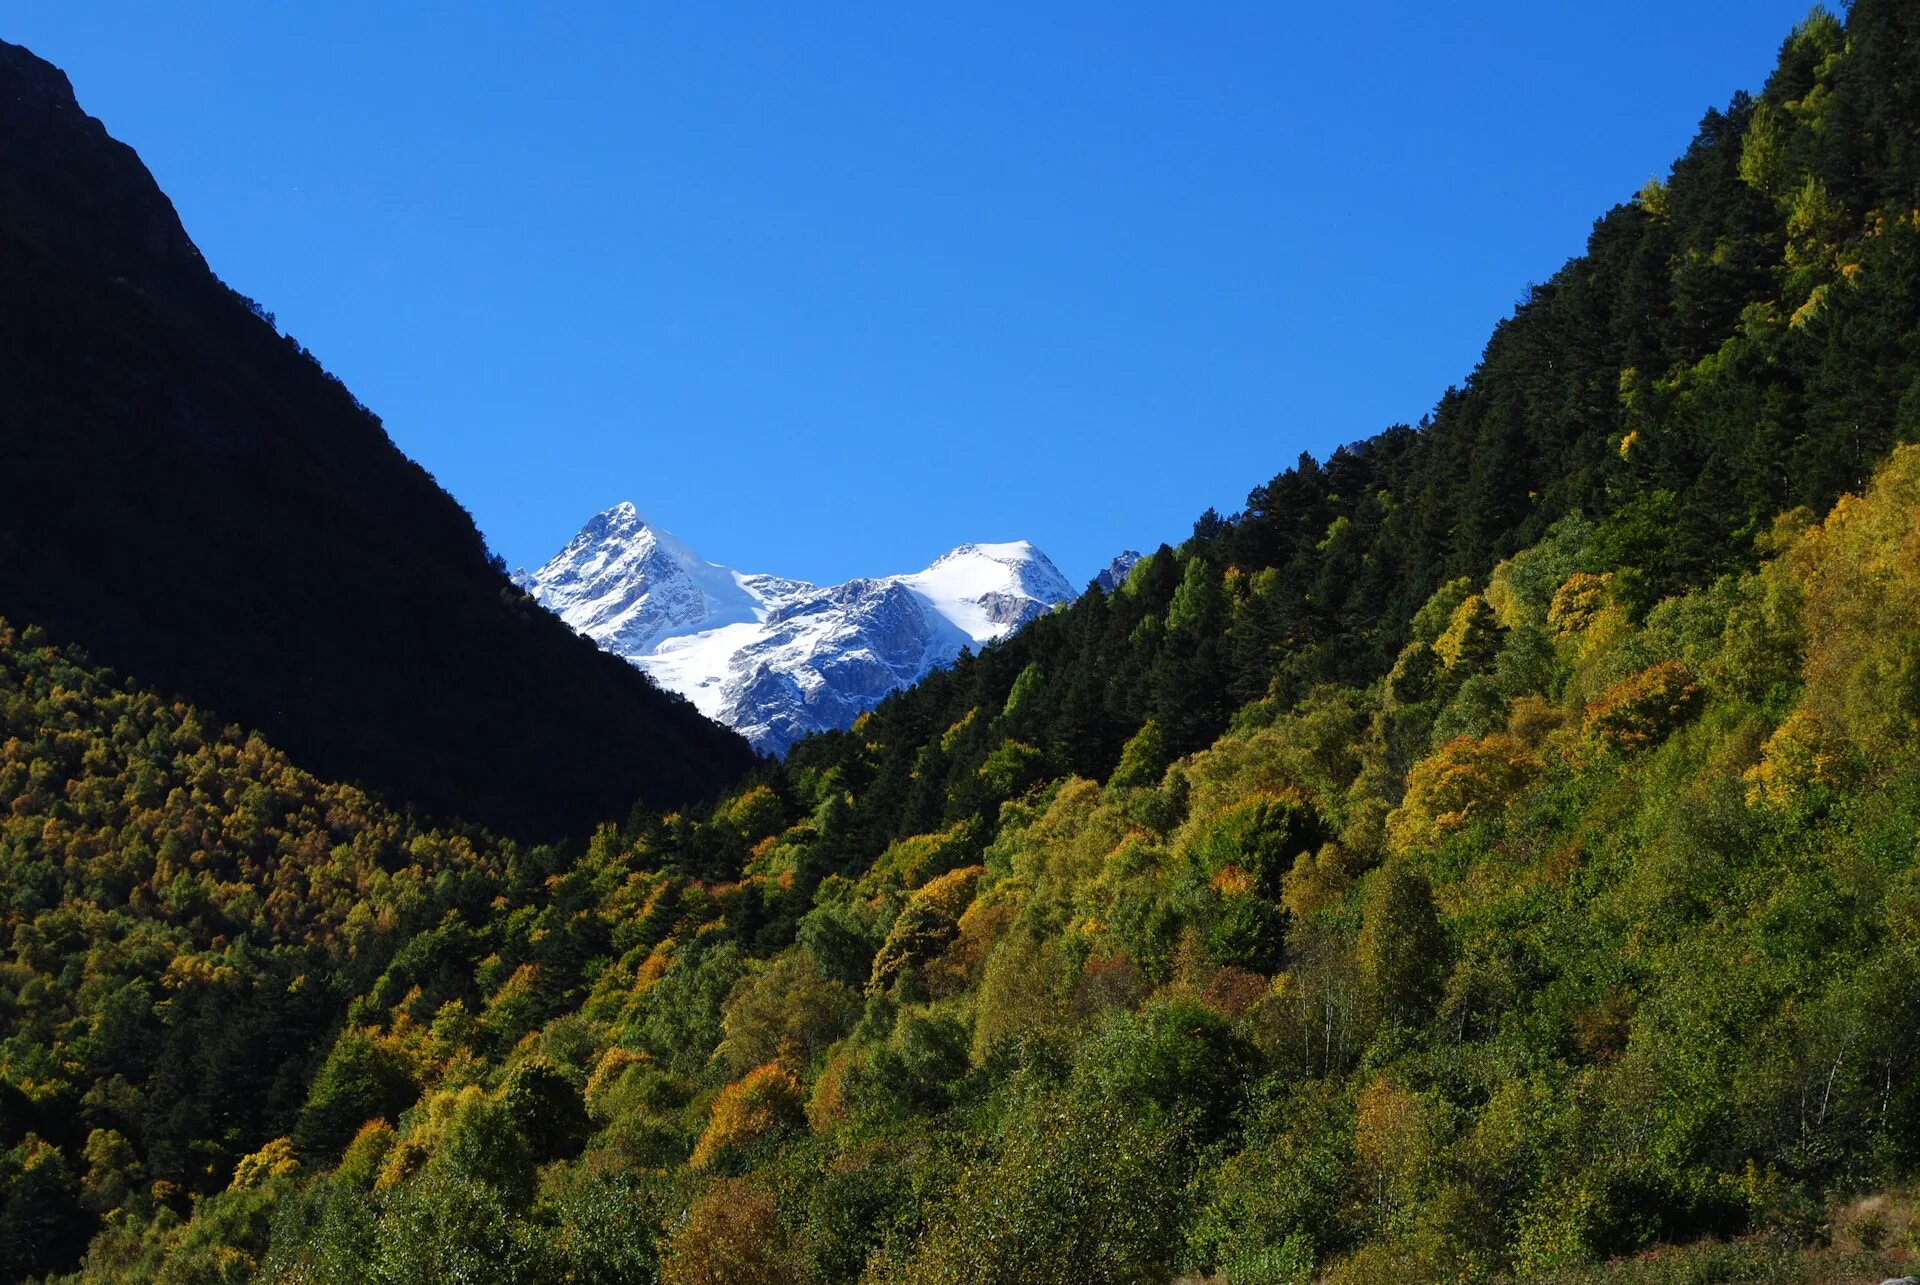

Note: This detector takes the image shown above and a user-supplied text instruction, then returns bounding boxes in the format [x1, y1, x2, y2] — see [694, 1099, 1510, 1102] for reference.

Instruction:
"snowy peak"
[584, 499, 644, 538]
[518, 512, 1075, 754]
[514, 502, 772, 657]
[903, 541, 1075, 641]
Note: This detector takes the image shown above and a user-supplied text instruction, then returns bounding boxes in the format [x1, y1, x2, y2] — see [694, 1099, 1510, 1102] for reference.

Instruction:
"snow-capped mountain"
[516, 504, 1076, 754]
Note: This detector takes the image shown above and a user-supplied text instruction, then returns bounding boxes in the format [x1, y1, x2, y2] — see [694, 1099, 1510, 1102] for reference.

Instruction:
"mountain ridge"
[517, 505, 1076, 752]
[0, 38, 755, 837]
[11, 5, 1920, 1282]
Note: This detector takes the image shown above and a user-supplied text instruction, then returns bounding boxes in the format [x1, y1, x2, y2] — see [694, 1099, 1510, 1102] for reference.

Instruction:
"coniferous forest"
[7, 2, 1920, 1281]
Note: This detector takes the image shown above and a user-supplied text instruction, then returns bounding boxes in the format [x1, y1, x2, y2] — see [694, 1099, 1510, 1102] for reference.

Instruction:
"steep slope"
[0, 41, 754, 837]
[774, 0, 1920, 832]
[519, 506, 1074, 752]
[17, 7, 1920, 1284]
[0, 614, 527, 1280]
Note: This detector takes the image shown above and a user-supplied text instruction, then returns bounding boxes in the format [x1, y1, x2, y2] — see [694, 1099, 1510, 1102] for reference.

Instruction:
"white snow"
[518, 505, 1076, 753]
[901, 541, 1073, 642]
[636, 621, 765, 721]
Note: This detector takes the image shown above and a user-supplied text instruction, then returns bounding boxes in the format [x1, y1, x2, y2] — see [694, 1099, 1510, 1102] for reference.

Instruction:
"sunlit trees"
[1386, 733, 1540, 853]
[1789, 443, 1920, 762]
[716, 950, 860, 1075]
[1356, 861, 1449, 1027]
[888, 1092, 1181, 1285]
[868, 865, 983, 996]
[294, 1032, 419, 1160]
[21, 6, 1920, 1279]
[1580, 661, 1704, 756]
[660, 1179, 797, 1285]
[687, 1063, 805, 1170]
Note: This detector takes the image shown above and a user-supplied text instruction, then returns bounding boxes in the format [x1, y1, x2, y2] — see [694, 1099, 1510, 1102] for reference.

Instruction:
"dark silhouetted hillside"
[0, 39, 754, 838]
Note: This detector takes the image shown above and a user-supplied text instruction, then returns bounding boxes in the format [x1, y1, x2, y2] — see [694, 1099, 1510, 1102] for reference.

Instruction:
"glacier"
[515, 504, 1079, 754]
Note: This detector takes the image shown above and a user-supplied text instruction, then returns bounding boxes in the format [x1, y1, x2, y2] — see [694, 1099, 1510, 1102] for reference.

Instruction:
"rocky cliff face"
[518, 509, 1076, 753]
[1094, 550, 1144, 592]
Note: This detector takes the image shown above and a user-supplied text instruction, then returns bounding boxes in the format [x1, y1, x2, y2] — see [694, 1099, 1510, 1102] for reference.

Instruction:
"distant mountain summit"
[1094, 550, 1143, 593]
[513, 503, 802, 657]
[519, 508, 1075, 752]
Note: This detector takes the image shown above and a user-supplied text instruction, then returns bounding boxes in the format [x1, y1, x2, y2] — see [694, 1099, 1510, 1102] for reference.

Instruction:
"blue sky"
[12, 2, 1817, 586]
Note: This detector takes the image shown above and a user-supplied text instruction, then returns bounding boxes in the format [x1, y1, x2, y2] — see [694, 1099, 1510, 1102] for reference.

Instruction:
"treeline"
[779, 0, 1920, 840]
[8, 2, 1920, 1282]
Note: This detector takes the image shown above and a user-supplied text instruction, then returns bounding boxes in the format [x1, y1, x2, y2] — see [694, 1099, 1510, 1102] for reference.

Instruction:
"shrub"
[1789, 443, 1920, 760]
[1581, 661, 1703, 755]
[1110, 718, 1170, 789]
[1076, 998, 1257, 1140]
[688, 1063, 805, 1169]
[889, 1093, 1181, 1285]
[1183, 791, 1323, 895]
[868, 865, 983, 996]
[1434, 594, 1501, 673]
[660, 1179, 796, 1285]
[294, 1031, 420, 1159]
[229, 1138, 298, 1192]
[1548, 571, 1615, 639]
[1743, 708, 1852, 812]
[717, 950, 860, 1075]
[1356, 861, 1449, 1027]
[1387, 734, 1540, 853]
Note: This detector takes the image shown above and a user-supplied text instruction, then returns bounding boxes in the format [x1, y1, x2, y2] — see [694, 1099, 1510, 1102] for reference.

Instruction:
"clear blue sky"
[12, 2, 1816, 587]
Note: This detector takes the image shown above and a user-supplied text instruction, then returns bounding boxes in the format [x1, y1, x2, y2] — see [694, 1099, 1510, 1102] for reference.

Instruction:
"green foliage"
[1581, 661, 1705, 755]
[1356, 861, 1448, 1026]
[1386, 640, 1444, 706]
[295, 1033, 420, 1160]
[1412, 578, 1477, 646]
[717, 949, 860, 1075]
[1167, 556, 1225, 635]
[628, 938, 750, 1076]
[1184, 792, 1323, 895]
[1109, 718, 1170, 788]
[1075, 999, 1258, 1141]
[1000, 662, 1045, 721]
[886, 1091, 1183, 1285]
[24, 8, 1920, 1282]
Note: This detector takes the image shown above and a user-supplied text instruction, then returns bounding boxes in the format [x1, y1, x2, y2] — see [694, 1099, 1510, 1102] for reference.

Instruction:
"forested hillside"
[8, 2, 1920, 1282]
[0, 40, 755, 839]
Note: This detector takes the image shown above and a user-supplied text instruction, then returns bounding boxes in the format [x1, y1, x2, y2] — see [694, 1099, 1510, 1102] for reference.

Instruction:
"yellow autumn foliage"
[1387, 734, 1541, 853]
[1744, 708, 1851, 811]
[868, 863, 984, 995]
[1546, 571, 1614, 640]
[1787, 443, 1920, 760]
[660, 1178, 798, 1285]
[1353, 1076, 1438, 1216]
[1580, 661, 1703, 756]
[1434, 594, 1500, 672]
[688, 1062, 805, 1169]
[228, 1136, 297, 1191]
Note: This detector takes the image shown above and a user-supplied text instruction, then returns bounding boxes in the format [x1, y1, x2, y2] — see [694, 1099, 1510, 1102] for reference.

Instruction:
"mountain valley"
[8, 5, 1920, 1283]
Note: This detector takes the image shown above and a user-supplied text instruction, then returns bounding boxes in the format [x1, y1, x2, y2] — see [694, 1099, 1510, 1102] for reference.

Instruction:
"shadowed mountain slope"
[0, 40, 755, 837]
